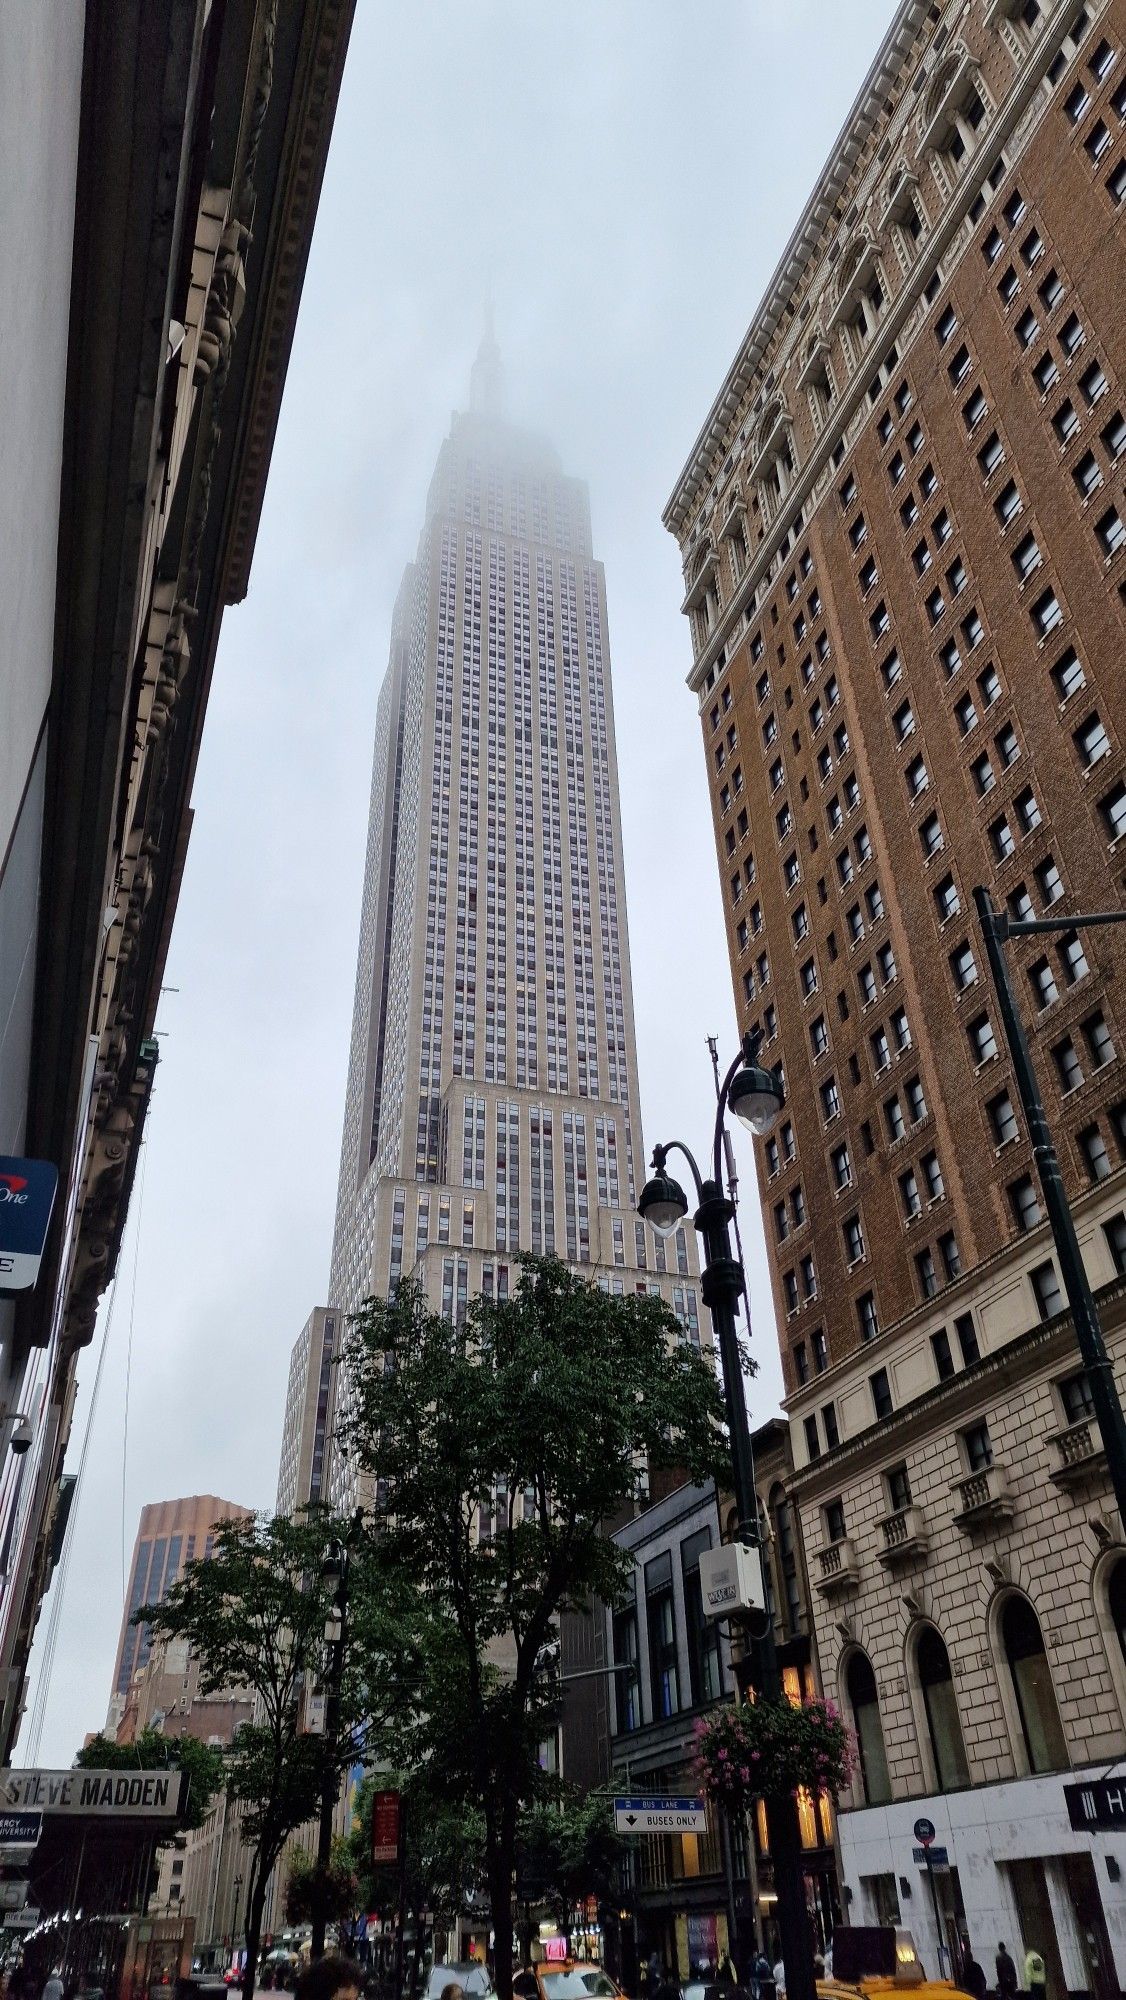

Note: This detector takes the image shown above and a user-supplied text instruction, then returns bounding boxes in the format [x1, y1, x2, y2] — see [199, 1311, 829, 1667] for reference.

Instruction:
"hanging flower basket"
[695, 1698, 853, 1813]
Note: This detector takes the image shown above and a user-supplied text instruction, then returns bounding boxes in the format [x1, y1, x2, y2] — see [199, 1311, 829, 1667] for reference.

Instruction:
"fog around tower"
[24, 0, 899, 1763]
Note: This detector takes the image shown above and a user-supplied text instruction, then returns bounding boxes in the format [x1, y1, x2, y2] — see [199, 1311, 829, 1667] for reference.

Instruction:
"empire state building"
[323, 337, 702, 1484]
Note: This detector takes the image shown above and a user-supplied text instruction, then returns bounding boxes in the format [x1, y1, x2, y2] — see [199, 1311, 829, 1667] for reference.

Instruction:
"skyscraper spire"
[469, 303, 504, 415]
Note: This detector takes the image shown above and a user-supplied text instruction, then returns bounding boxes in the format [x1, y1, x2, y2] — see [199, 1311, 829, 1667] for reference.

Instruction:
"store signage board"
[0, 1158, 58, 1294]
[3, 1911, 40, 1931]
[0, 1812, 41, 1847]
[1065, 1779, 1126, 1831]
[0, 1769, 186, 1819]
[614, 1796, 706, 1835]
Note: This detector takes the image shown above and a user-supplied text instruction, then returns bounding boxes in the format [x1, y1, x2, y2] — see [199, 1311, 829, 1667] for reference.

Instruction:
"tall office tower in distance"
[107, 1495, 252, 1735]
[326, 335, 704, 1503]
[276, 1307, 339, 1517]
[666, 0, 1126, 1971]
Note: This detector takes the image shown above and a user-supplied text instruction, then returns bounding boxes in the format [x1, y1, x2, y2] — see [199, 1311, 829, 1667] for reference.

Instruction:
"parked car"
[514, 1966, 626, 2000]
[425, 1965, 498, 2000]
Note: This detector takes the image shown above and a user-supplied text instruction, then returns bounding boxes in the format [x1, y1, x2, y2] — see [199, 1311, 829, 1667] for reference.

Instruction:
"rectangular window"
[682, 1529, 723, 1706]
[870, 1368, 893, 1420]
[645, 1554, 680, 1721]
[1010, 1173, 1043, 1232]
[962, 1421, 993, 1472]
[1031, 1259, 1065, 1320]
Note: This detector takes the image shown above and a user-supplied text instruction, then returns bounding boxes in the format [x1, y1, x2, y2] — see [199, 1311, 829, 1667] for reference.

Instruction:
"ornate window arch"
[990, 1588, 1069, 1775]
[1092, 1547, 1126, 1726]
[907, 1621, 970, 1792]
[839, 1644, 892, 1806]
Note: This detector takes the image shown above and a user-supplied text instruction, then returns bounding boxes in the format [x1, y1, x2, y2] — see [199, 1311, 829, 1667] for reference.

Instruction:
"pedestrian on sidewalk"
[996, 1944, 1018, 2000]
[1024, 1947, 1046, 2000]
[295, 1957, 366, 2000]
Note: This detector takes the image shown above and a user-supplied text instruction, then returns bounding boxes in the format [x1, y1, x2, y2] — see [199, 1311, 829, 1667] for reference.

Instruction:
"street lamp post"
[638, 1031, 816, 2000]
[974, 887, 1126, 1528]
[311, 1525, 356, 1961]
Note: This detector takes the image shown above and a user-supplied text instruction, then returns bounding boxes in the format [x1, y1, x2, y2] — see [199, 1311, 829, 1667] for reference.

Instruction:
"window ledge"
[815, 1536, 860, 1596]
[1047, 1418, 1108, 1491]
[877, 1505, 930, 1569]
[952, 1460, 1014, 1531]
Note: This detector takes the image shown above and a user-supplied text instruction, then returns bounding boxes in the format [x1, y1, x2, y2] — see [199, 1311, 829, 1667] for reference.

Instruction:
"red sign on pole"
[372, 1789, 401, 1866]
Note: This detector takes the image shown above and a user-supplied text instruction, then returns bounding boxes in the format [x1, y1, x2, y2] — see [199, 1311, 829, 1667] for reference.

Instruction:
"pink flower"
[739, 1767, 751, 1782]
[718, 1748, 729, 1762]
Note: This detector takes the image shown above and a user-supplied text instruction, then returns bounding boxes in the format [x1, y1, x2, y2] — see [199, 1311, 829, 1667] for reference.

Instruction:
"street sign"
[912, 1846, 949, 1867]
[0, 1885, 28, 1912]
[0, 1158, 58, 1294]
[614, 1795, 706, 1835]
[913, 1816, 936, 1846]
[372, 1788, 401, 1865]
[3, 1911, 40, 1931]
[1066, 1780, 1126, 1830]
[0, 1811, 41, 1847]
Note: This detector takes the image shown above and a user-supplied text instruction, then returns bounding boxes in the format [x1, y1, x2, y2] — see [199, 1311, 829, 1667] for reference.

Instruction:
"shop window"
[915, 1625, 970, 1791]
[1000, 1594, 1068, 1774]
[846, 1650, 892, 1804]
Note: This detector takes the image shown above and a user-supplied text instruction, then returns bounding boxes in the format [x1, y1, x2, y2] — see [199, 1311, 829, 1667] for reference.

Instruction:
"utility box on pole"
[698, 1541, 766, 1621]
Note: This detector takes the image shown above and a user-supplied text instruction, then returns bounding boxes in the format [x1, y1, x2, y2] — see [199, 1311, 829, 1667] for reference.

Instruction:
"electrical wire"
[121, 1139, 148, 1602]
[23, 1267, 121, 1760]
[24, 1133, 149, 1761]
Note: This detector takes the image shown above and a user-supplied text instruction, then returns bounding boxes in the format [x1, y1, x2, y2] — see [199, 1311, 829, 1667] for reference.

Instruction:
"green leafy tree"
[136, 1510, 357, 2000]
[76, 1727, 225, 1834]
[284, 1841, 359, 1926]
[345, 1772, 487, 1995]
[342, 1257, 728, 2000]
[518, 1792, 624, 1947]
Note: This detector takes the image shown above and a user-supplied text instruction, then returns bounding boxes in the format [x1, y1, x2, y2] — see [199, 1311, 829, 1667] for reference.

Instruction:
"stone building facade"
[0, 0, 356, 1760]
[664, 0, 1126, 1990]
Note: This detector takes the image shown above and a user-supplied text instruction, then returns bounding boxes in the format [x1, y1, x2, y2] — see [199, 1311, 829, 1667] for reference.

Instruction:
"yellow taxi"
[819, 1927, 976, 2000]
[513, 1964, 626, 2000]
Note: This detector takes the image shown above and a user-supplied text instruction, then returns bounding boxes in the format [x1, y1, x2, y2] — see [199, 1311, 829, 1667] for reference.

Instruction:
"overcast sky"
[25, 0, 898, 1765]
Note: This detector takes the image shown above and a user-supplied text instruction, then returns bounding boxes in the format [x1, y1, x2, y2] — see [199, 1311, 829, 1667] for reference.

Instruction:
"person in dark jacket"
[996, 1943, 1018, 1998]
[962, 1951, 987, 2000]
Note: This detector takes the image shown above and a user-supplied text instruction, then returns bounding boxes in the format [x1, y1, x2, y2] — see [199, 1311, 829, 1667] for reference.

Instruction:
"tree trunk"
[489, 1788, 519, 2000]
[242, 1848, 274, 2000]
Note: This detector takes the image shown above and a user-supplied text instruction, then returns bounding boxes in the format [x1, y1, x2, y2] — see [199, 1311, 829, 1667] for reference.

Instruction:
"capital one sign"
[0, 1159, 58, 1295]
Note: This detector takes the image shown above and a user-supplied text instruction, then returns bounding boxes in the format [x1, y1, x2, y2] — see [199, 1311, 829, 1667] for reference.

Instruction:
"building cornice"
[662, 0, 931, 538]
[664, 0, 1093, 703]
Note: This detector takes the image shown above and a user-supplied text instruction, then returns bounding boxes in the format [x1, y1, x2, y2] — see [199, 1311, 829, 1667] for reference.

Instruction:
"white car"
[425, 1965, 498, 2000]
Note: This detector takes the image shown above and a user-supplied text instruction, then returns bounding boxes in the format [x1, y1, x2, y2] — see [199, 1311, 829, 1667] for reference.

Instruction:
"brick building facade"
[665, 0, 1126, 1990]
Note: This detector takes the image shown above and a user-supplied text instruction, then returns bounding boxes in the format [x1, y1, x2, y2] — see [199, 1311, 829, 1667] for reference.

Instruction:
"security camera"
[10, 1419, 32, 1457]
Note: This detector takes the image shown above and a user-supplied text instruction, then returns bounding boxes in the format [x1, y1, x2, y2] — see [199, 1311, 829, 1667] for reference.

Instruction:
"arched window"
[846, 1650, 891, 1804]
[916, 1626, 970, 1791]
[1108, 1558, 1126, 1666]
[1001, 1594, 1068, 1773]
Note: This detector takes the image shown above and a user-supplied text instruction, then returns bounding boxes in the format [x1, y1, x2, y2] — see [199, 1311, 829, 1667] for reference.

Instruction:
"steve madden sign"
[1, 1769, 187, 1819]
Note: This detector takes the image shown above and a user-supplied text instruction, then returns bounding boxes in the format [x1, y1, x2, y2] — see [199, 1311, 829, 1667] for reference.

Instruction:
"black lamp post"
[638, 1031, 816, 2000]
[311, 1522, 357, 1960]
[975, 887, 1126, 1529]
